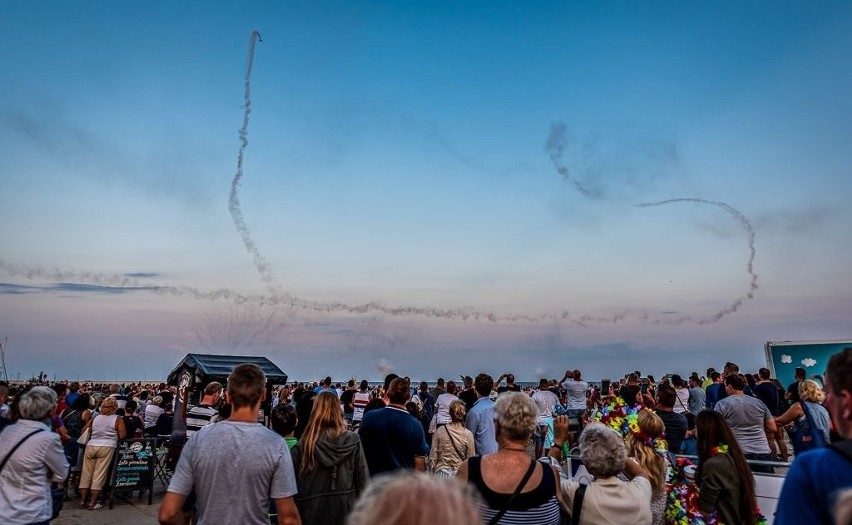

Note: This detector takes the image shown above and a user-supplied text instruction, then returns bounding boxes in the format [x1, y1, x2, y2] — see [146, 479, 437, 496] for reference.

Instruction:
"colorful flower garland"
[711, 443, 729, 456]
[665, 457, 719, 525]
[590, 396, 642, 437]
[664, 451, 768, 525]
[590, 396, 668, 451]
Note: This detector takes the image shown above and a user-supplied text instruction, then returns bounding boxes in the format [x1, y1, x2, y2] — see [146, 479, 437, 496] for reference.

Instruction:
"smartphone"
[601, 379, 610, 394]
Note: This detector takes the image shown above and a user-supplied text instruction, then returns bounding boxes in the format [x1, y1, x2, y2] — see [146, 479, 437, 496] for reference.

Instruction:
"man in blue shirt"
[358, 377, 428, 475]
[465, 373, 497, 455]
[705, 371, 723, 408]
[775, 347, 852, 525]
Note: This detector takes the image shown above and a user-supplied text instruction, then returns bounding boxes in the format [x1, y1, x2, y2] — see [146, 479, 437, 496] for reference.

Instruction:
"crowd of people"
[0, 348, 850, 525]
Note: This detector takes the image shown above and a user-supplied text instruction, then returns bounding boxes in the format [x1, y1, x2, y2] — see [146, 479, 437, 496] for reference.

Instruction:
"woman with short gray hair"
[579, 423, 628, 478]
[493, 390, 538, 440]
[0, 386, 70, 525]
[458, 392, 562, 524]
[548, 419, 653, 525]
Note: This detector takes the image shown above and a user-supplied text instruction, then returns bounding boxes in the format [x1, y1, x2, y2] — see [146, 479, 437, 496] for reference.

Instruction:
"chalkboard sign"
[109, 437, 155, 507]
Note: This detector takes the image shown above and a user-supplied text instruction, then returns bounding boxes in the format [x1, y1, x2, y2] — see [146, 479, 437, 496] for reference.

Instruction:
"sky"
[1, 1, 851, 383]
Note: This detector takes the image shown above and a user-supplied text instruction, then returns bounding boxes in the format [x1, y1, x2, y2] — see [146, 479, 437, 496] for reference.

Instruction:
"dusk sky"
[2, 2, 851, 383]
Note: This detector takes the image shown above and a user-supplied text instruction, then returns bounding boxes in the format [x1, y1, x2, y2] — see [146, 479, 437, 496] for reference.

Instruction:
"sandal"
[91, 503, 103, 510]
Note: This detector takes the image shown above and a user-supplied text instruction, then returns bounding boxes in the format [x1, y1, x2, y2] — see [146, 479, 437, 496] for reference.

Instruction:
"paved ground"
[55, 486, 165, 525]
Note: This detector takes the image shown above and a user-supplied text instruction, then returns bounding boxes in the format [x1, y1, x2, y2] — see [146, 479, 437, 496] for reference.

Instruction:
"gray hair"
[348, 471, 482, 525]
[579, 422, 627, 477]
[493, 391, 538, 441]
[18, 386, 58, 421]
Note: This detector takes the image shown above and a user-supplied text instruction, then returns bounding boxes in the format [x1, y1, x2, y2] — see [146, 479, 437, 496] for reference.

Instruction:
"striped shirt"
[186, 405, 219, 437]
[467, 457, 561, 525]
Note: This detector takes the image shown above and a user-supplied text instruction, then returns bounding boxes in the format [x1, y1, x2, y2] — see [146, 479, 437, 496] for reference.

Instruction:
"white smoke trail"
[0, 260, 739, 326]
[545, 122, 602, 199]
[228, 30, 282, 297]
[636, 198, 759, 324]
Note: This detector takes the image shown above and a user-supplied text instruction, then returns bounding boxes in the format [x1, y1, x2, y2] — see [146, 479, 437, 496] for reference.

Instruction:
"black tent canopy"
[167, 353, 288, 387]
[167, 353, 287, 424]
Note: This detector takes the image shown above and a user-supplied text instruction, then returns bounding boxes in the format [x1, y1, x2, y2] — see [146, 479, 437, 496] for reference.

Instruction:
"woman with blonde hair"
[428, 400, 475, 478]
[290, 391, 369, 525]
[625, 409, 669, 525]
[774, 379, 831, 456]
[78, 396, 126, 510]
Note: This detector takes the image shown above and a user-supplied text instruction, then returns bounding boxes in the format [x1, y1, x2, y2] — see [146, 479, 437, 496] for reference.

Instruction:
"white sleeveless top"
[89, 414, 119, 447]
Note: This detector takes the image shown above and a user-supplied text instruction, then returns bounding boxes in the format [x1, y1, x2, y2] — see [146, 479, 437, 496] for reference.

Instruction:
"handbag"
[0, 427, 65, 519]
[444, 425, 468, 461]
[77, 426, 91, 445]
[790, 401, 826, 454]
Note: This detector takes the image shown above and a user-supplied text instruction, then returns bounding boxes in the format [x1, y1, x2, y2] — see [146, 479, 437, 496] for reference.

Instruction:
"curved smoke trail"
[636, 198, 758, 324]
[228, 31, 282, 296]
[545, 122, 602, 200]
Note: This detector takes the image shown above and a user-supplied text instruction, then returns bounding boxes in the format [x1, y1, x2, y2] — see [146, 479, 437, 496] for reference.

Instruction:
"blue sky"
[1, 1, 851, 383]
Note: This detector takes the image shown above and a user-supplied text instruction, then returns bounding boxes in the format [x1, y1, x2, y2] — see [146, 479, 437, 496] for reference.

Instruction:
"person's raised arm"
[548, 415, 570, 461]
[559, 370, 572, 384]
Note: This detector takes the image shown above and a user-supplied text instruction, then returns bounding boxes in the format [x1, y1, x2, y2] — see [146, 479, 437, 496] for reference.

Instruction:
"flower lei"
[664, 453, 768, 525]
[591, 397, 667, 451]
[665, 457, 719, 525]
[711, 443, 728, 456]
[591, 396, 641, 437]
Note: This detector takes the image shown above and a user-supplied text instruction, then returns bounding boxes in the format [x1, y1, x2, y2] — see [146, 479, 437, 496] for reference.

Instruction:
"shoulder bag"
[570, 483, 588, 525]
[0, 428, 66, 519]
[791, 402, 826, 454]
[77, 418, 92, 445]
[443, 425, 468, 462]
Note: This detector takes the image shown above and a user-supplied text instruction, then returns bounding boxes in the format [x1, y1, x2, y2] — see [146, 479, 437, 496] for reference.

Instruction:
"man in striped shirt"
[186, 382, 223, 438]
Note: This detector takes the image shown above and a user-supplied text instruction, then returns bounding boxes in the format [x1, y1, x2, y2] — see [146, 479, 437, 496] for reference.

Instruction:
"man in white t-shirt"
[531, 378, 561, 458]
[560, 369, 590, 435]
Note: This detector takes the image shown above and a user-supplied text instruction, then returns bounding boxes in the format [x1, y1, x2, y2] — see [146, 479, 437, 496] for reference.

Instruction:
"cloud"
[801, 357, 817, 368]
[0, 283, 42, 295]
[0, 281, 158, 295]
[781, 354, 792, 364]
